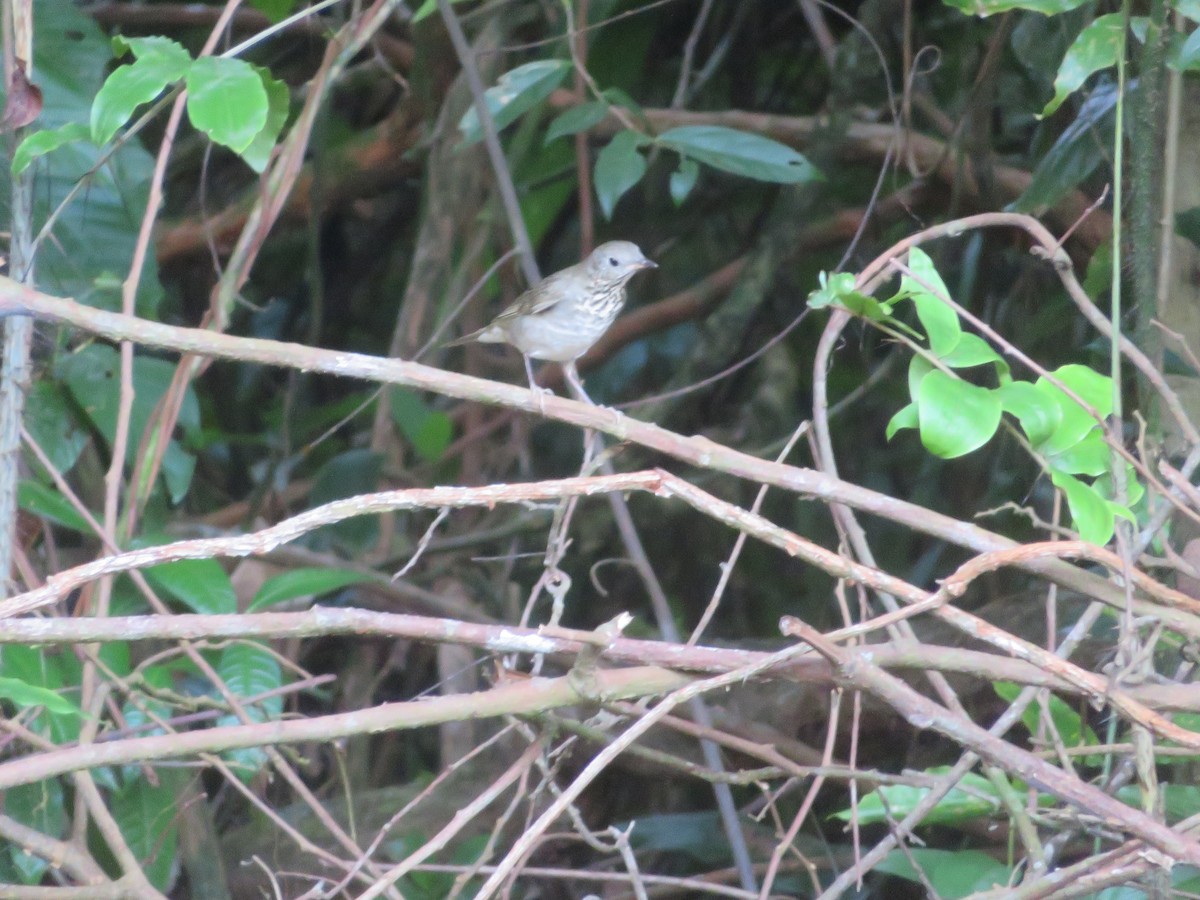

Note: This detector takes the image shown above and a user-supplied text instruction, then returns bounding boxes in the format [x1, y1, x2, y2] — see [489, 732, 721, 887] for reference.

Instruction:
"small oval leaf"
[186, 56, 269, 154]
[594, 129, 646, 220]
[657, 125, 820, 183]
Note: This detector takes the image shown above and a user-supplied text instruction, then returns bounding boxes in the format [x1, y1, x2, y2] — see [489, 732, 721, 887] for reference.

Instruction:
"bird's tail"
[442, 330, 481, 348]
[443, 325, 503, 349]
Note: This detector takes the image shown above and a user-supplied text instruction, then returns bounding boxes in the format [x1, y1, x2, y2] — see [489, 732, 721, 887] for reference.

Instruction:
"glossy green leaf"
[1052, 470, 1115, 545]
[140, 544, 237, 615]
[996, 381, 1062, 447]
[878, 849, 1013, 898]
[1041, 14, 1125, 118]
[833, 770, 1002, 825]
[18, 481, 90, 533]
[886, 402, 919, 438]
[657, 125, 820, 183]
[544, 101, 607, 144]
[941, 0, 1091, 16]
[458, 59, 571, 146]
[0, 675, 83, 717]
[917, 371, 1002, 458]
[92, 36, 191, 145]
[669, 157, 700, 206]
[940, 332, 1002, 369]
[249, 567, 374, 612]
[186, 56, 269, 154]
[1034, 364, 1112, 454]
[0, 646, 81, 744]
[1047, 429, 1111, 476]
[238, 65, 290, 173]
[12, 121, 89, 174]
[594, 129, 646, 219]
[902, 247, 962, 356]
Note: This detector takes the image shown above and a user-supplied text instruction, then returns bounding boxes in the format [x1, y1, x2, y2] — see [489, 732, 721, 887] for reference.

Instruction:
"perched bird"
[449, 241, 656, 403]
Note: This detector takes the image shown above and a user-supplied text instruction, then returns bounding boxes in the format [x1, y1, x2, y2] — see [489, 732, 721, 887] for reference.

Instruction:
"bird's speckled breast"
[506, 293, 626, 362]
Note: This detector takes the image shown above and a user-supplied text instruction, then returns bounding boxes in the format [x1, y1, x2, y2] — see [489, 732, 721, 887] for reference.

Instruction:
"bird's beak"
[638, 258, 658, 270]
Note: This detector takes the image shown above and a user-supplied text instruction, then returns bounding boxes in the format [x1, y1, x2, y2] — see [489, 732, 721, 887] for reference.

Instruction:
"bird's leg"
[524, 355, 551, 415]
[562, 361, 594, 405]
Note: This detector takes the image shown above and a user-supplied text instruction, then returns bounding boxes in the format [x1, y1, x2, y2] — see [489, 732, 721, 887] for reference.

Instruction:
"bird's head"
[586, 241, 656, 284]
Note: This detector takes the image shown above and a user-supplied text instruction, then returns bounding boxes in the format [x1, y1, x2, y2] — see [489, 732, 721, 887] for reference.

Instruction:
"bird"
[448, 241, 656, 404]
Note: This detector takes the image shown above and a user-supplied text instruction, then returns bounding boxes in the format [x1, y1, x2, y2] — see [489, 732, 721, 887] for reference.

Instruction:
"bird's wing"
[492, 272, 568, 322]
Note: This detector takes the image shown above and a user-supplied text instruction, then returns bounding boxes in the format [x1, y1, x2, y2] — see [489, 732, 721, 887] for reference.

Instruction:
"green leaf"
[877, 849, 1013, 898]
[669, 157, 700, 206]
[996, 381, 1062, 448]
[657, 125, 820, 183]
[917, 371, 1002, 458]
[808, 271, 857, 309]
[940, 332, 1002, 369]
[111, 775, 180, 891]
[1041, 14, 1125, 118]
[1178, 0, 1200, 22]
[2, 780, 65, 884]
[248, 0, 297, 22]
[0, 646, 81, 744]
[18, 481, 90, 533]
[249, 567, 374, 612]
[186, 56, 269, 154]
[594, 129, 647, 219]
[544, 101, 607, 144]
[309, 449, 384, 553]
[1, 4, 165, 315]
[238, 65, 290, 173]
[57, 345, 200, 504]
[1016, 84, 1116, 212]
[833, 770, 1002, 826]
[390, 389, 453, 463]
[994, 682, 1101, 758]
[138, 538, 237, 614]
[1052, 470, 1115, 545]
[1047, 429, 1111, 477]
[940, 0, 1092, 17]
[1034, 364, 1112, 454]
[1172, 25, 1200, 69]
[886, 402, 919, 439]
[91, 36, 192, 145]
[1177, 207, 1200, 248]
[458, 59, 571, 146]
[215, 642, 282, 777]
[23, 381, 88, 476]
[901, 247, 962, 357]
[12, 121, 89, 174]
[0, 675, 83, 717]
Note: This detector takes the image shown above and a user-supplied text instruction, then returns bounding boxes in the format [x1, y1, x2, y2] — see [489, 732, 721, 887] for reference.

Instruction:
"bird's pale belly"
[506, 309, 617, 362]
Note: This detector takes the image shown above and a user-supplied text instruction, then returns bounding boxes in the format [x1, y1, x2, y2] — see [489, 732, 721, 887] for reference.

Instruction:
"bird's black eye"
[609, 257, 619, 267]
